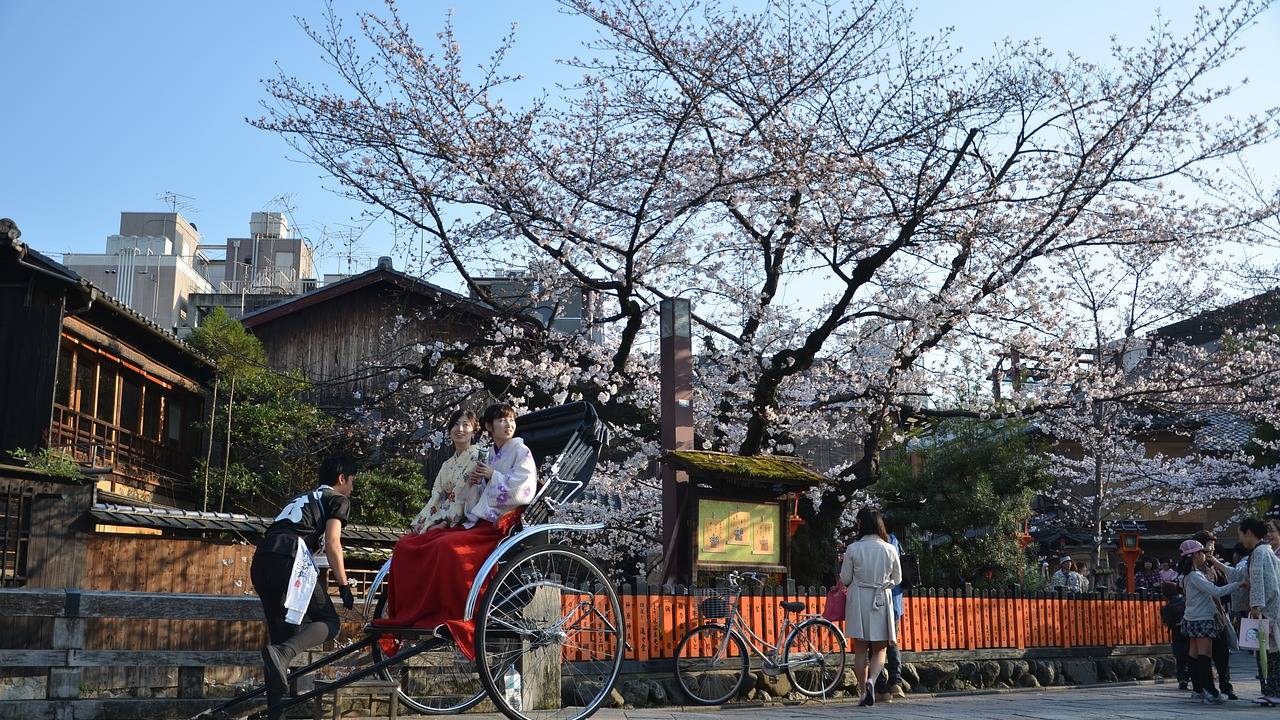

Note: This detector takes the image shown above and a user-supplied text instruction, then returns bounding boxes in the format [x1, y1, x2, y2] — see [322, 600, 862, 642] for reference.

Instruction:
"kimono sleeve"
[470, 441, 539, 523]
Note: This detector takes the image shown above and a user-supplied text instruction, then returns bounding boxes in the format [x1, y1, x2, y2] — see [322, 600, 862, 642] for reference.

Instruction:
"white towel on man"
[283, 537, 319, 625]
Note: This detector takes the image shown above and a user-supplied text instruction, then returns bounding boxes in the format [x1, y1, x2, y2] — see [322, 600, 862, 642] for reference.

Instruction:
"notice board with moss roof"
[662, 450, 826, 579]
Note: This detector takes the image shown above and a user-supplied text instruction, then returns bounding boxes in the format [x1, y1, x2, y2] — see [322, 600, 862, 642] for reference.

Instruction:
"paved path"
[600, 685, 1272, 719]
[347, 652, 1279, 719]
[598, 651, 1274, 719]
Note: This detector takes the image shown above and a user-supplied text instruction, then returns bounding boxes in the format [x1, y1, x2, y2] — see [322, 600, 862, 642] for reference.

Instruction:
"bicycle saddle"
[780, 600, 807, 613]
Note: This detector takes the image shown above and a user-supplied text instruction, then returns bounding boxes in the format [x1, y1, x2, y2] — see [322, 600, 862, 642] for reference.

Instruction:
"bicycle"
[673, 571, 847, 705]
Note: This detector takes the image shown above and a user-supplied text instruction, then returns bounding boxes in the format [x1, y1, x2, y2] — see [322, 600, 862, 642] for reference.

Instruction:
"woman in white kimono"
[839, 507, 902, 707]
[465, 403, 539, 525]
[373, 403, 538, 659]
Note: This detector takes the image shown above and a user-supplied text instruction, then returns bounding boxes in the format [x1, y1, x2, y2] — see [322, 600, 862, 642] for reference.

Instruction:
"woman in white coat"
[839, 507, 902, 707]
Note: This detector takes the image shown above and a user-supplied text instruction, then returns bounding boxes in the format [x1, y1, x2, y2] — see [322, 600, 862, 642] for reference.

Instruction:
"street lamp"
[1116, 520, 1145, 593]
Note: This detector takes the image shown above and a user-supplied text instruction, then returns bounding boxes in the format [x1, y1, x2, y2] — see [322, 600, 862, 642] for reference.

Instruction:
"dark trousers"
[250, 550, 340, 653]
[1172, 635, 1191, 684]
[1212, 631, 1233, 693]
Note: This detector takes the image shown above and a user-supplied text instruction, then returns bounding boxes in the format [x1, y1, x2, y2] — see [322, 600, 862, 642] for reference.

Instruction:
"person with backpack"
[1159, 582, 1192, 690]
[251, 455, 358, 719]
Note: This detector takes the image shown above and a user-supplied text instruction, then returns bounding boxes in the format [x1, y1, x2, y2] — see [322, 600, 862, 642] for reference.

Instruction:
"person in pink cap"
[1177, 538, 1244, 704]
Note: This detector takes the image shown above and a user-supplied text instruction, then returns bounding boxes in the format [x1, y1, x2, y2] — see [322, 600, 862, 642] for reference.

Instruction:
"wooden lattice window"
[0, 485, 33, 587]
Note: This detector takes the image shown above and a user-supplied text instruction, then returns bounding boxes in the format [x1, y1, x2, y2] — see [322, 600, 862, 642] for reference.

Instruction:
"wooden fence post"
[47, 590, 84, 701]
[522, 585, 562, 710]
[177, 666, 204, 699]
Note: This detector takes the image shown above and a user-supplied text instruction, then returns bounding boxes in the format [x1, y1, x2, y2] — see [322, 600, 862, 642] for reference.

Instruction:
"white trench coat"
[839, 536, 903, 642]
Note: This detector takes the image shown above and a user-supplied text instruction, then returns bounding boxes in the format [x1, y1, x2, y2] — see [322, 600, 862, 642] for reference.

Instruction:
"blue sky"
[1, 1, 1277, 285]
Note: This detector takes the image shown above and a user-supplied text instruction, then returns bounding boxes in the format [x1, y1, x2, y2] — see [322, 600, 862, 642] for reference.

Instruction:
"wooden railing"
[48, 404, 193, 497]
[616, 583, 1167, 661]
[0, 588, 263, 720]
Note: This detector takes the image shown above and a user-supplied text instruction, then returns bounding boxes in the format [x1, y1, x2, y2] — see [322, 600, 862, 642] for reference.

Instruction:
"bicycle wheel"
[365, 562, 488, 714]
[474, 544, 625, 720]
[782, 618, 846, 698]
[673, 623, 750, 705]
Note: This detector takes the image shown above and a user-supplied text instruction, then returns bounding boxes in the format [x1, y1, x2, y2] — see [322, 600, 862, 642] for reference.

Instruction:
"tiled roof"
[240, 262, 497, 328]
[1194, 412, 1257, 454]
[89, 502, 403, 545]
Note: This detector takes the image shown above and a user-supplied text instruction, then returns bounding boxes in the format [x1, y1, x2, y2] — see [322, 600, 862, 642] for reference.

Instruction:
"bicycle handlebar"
[726, 571, 767, 588]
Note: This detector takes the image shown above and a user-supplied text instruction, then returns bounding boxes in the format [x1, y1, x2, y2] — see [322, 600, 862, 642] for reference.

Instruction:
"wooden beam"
[75, 590, 261, 621]
[61, 318, 202, 393]
[0, 589, 68, 617]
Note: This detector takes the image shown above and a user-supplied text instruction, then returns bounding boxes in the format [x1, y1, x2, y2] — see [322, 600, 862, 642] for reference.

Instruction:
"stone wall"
[604, 651, 1175, 708]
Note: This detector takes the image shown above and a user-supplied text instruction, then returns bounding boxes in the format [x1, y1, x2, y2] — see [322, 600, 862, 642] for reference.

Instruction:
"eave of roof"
[241, 265, 498, 328]
[1156, 289, 1280, 341]
[2, 235, 214, 374]
[664, 450, 827, 487]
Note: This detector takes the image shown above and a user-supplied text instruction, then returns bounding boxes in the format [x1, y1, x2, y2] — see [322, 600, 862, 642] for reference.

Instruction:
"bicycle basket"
[698, 593, 734, 619]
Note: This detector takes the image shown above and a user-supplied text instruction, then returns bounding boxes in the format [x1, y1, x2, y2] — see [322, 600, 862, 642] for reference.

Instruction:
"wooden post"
[177, 666, 204, 699]
[47, 591, 84, 701]
[522, 586, 563, 710]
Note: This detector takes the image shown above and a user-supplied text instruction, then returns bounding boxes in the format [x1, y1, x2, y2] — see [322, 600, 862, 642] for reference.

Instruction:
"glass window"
[75, 355, 98, 416]
[54, 347, 72, 407]
[143, 388, 162, 440]
[96, 365, 117, 424]
[119, 376, 142, 433]
[167, 402, 182, 443]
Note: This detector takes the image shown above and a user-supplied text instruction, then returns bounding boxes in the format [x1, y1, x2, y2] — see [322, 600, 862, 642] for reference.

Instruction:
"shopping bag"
[1240, 617, 1278, 651]
[822, 583, 847, 622]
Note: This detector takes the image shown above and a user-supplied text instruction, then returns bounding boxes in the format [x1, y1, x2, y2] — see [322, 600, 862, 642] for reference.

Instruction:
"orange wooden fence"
[585, 586, 1168, 662]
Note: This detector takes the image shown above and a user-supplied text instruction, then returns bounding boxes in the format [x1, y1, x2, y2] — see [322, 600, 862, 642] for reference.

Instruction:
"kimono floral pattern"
[466, 437, 538, 525]
[408, 445, 483, 533]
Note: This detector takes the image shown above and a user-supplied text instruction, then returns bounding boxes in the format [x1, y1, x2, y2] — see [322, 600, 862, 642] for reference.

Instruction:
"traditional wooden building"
[0, 229, 215, 509]
[241, 256, 501, 411]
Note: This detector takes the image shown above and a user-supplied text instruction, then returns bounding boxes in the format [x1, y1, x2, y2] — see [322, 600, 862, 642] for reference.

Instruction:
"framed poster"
[696, 499, 782, 566]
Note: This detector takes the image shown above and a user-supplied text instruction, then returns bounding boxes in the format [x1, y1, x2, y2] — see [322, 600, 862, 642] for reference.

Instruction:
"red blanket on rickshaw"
[370, 510, 522, 660]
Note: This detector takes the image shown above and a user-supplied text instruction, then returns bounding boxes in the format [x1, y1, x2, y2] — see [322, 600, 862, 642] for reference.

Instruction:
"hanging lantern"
[787, 493, 805, 538]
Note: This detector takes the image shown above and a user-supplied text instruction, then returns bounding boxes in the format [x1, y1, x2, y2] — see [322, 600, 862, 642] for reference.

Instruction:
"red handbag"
[822, 582, 847, 622]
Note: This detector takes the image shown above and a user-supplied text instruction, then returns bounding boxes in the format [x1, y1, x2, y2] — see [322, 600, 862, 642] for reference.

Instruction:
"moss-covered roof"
[664, 450, 826, 487]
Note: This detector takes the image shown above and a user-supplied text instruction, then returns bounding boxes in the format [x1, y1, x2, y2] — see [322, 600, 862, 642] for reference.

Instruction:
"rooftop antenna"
[265, 193, 299, 239]
[156, 191, 198, 217]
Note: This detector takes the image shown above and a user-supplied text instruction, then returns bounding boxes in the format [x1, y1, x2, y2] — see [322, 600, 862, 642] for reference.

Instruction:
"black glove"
[339, 584, 355, 610]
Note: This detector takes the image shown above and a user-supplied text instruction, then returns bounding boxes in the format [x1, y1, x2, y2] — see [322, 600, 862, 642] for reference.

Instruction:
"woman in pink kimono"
[839, 507, 902, 707]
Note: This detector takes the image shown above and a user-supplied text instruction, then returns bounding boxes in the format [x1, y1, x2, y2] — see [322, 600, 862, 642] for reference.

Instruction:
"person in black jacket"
[1160, 582, 1191, 690]
[251, 455, 358, 718]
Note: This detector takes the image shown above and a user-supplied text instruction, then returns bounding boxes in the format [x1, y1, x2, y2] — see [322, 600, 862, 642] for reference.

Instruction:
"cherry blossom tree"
[254, 0, 1280, 578]
[1023, 241, 1280, 567]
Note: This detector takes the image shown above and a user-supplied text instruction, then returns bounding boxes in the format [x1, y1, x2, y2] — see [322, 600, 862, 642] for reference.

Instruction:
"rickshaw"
[196, 402, 623, 720]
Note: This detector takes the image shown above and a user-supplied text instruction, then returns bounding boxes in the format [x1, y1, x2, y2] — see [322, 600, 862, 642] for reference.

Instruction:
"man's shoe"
[1178, 682, 1189, 690]
[1225, 691, 1238, 700]
[262, 644, 290, 699]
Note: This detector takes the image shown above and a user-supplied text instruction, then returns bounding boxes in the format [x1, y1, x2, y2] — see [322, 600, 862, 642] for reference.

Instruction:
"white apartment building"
[62, 212, 213, 332]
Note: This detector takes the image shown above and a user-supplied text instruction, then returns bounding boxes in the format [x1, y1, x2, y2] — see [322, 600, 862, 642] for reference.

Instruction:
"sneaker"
[261, 644, 290, 699]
